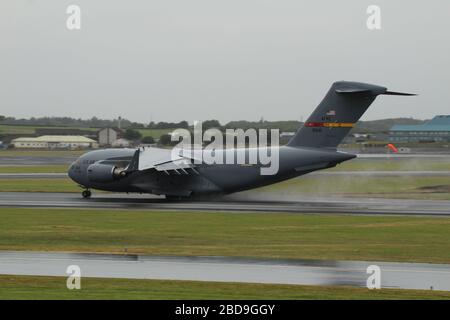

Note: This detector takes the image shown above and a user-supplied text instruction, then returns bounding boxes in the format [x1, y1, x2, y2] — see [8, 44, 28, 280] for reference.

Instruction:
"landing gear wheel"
[82, 190, 91, 198]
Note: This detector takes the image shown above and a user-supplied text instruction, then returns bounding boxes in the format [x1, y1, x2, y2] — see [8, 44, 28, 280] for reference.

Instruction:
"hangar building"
[11, 135, 98, 149]
[389, 115, 450, 143]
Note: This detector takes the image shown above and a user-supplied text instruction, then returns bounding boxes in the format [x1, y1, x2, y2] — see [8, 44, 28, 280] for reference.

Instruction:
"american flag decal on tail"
[304, 122, 354, 128]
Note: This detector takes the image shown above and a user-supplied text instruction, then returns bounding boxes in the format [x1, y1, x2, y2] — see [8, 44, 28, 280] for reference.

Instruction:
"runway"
[0, 191, 449, 216]
[0, 251, 449, 291]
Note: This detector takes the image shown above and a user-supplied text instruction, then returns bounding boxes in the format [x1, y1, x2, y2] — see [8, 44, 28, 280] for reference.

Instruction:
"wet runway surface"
[0, 191, 449, 216]
[0, 251, 449, 291]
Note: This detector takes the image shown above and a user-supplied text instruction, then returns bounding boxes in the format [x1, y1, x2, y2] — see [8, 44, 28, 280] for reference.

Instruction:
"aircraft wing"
[128, 147, 200, 174]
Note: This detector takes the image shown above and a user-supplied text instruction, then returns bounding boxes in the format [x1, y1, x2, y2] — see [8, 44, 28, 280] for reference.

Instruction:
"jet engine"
[87, 163, 127, 183]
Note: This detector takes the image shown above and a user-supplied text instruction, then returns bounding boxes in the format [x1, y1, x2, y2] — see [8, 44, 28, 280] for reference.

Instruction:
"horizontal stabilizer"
[335, 88, 371, 94]
[383, 91, 417, 96]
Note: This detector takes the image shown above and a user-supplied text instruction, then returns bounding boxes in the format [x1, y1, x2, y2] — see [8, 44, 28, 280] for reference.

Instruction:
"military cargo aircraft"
[68, 81, 414, 199]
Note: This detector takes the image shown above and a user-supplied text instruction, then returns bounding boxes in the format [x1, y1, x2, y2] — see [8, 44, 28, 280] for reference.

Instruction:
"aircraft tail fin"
[287, 81, 416, 149]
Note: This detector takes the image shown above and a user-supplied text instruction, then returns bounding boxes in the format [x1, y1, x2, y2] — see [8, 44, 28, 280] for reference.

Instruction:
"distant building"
[389, 115, 450, 143]
[352, 133, 371, 143]
[98, 128, 123, 146]
[11, 135, 98, 149]
[35, 128, 96, 138]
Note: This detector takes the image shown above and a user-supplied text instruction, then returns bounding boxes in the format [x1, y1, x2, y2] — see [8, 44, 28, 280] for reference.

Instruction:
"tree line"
[0, 116, 301, 132]
[1, 115, 425, 142]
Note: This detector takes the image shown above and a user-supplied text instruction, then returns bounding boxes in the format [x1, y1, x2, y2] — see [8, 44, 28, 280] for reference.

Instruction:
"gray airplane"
[68, 81, 414, 199]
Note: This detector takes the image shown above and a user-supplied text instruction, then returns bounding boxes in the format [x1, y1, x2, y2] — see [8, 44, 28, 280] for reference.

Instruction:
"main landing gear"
[82, 190, 92, 198]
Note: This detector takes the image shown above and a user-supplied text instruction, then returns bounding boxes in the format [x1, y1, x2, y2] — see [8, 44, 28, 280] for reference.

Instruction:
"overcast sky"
[1, 0, 449, 123]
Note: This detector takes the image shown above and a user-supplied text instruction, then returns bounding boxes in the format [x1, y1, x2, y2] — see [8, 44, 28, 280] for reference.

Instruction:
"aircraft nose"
[68, 161, 84, 185]
[68, 163, 78, 182]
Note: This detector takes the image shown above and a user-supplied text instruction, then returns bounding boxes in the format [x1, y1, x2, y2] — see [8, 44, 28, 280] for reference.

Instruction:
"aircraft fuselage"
[68, 146, 355, 198]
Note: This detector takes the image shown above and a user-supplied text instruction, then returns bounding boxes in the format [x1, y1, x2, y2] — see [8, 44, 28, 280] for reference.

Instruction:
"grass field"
[0, 124, 171, 139]
[1, 208, 450, 263]
[0, 275, 448, 300]
[0, 150, 84, 157]
[0, 125, 99, 134]
[136, 128, 173, 138]
[0, 125, 98, 135]
[0, 178, 77, 192]
[330, 158, 450, 171]
[0, 165, 68, 173]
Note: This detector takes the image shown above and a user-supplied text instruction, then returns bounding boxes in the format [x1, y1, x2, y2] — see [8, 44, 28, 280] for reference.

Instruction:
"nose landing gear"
[82, 190, 92, 198]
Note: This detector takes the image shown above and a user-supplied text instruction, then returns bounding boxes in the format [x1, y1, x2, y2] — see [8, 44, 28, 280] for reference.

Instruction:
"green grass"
[0, 125, 98, 135]
[330, 159, 450, 171]
[0, 150, 84, 157]
[257, 175, 450, 200]
[0, 178, 77, 192]
[0, 125, 37, 135]
[1, 208, 450, 263]
[0, 124, 172, 140]
[0, 275, 448, 300]
[0, 165, 68, 173]
[136, 128, 173, 139]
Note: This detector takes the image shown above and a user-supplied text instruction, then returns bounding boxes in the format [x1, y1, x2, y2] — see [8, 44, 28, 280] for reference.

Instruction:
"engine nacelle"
[87, 163, 126, 183]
